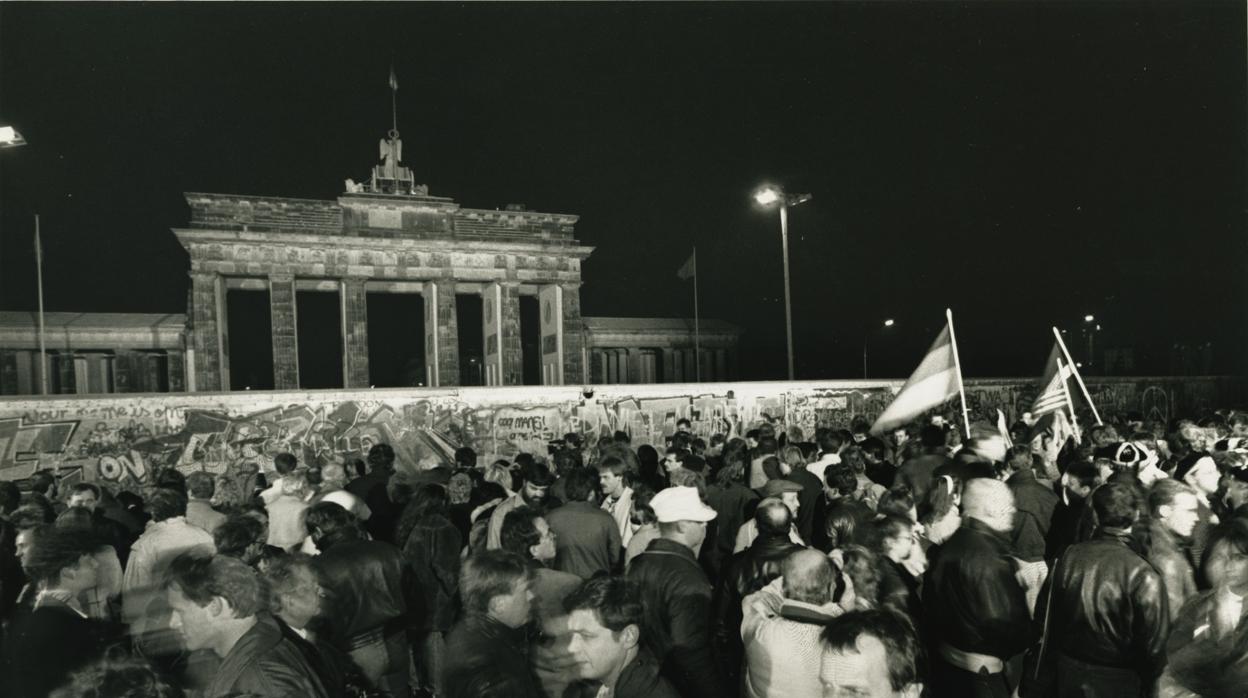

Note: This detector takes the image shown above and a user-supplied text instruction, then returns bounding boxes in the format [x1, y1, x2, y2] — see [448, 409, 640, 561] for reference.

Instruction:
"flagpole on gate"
[1051, 326, 1103, 425]
[1056, 357, 1083, 443]
[945, 308, 971, 438]
[35, 214, 47, 395]
[693, 247, 701, 382]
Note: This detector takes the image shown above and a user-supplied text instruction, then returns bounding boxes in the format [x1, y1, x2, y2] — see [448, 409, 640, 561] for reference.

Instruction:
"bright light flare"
[0, 126, 26, 148]
[1083, 314, 1095, 323]
[753, 186, 782, 206]
[883, 319, 895, 327]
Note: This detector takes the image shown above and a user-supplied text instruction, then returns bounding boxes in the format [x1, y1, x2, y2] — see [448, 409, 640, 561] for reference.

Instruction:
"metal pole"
[780, 203, 794, 380]
[35, 214, 47, 395]
[692, 247, 701, 382]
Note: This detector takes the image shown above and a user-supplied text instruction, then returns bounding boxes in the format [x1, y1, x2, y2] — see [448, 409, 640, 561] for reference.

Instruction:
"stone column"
[269, 275, 300, 390]
[113, 350, 135, 393]
[499, 283, 522, 385]
[560, 284, 585, 386]
[590, 349, 605, 384]
[423, 280, 459, 387]
[55, 353, 76, 394]
[340, 277, 370, 388]
[189, 271, 228, 391]
[167, 350, 186, 393]
[628, 348, 644, 385]
[0, 350, 16, 395]
[661, 348, 676, 384]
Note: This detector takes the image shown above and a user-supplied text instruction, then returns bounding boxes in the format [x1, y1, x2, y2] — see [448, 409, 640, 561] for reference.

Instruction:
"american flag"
[1030, 342, 1076, 417]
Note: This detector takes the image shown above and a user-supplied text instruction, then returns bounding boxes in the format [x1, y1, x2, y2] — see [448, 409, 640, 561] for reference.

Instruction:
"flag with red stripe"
[870, 322, 960, 435]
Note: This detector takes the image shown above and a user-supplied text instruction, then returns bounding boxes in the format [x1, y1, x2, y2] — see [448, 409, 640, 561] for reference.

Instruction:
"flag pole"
[693, 247, 701, 382]
[1056, 357, 1083, 444]
[945, 308, 971, 438]
[35, 214, 47, 395]
[1051, 326, 1102, 425]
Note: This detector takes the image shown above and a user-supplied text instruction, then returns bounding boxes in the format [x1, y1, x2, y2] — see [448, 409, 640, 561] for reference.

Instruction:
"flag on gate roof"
[1030, 341, 1083, 418]
[870, 321, 961, 435]
[676, 249, 696, 280]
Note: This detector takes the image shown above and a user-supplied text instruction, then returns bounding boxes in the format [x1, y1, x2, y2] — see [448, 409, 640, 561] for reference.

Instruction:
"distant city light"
[1084, 314, 1095, 323]
[883, 319, 895, 327]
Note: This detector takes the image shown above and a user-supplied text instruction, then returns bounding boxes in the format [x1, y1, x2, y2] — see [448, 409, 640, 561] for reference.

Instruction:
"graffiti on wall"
[0, 376, 1239, 487]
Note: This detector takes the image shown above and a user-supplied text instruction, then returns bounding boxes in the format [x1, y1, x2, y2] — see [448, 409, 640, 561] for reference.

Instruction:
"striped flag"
[1030, 342, 1081, 417]
[676, 249, 696, 280]
[870, 321, 961, 435]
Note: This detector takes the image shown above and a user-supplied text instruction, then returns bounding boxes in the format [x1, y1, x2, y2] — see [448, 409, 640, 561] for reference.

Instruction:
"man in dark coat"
[897, 424, 950, 502]
[1037, 481, 1170, 697]
[712, 498, 802, 687]
[307, 501, 410, 697]
[445, 549, 544, 698]
[1004, 446, 1058, 563]
[545, 467, 622, 579]
[562, 576, 680, 698]
[627, 486, 725, 698]
[924, 478, 1035, 698]
[165, 553, 329, 698]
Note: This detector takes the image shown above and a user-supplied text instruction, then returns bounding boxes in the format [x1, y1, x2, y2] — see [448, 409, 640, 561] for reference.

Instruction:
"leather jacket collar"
[962, 517, 1012, 552]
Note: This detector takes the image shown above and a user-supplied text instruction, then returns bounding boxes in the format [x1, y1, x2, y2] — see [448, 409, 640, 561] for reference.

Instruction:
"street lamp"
[864, 319, 895, 378]
[753, 184, 812, 380]
[1082, 314, 1099, 374]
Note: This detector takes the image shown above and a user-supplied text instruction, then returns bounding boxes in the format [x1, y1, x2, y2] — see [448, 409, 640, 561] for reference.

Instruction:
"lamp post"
[863, 318, 895, 378]
[0, 126, 27, 148]
[1083, 314, 1096, 375]
[753, 185, 811, 381]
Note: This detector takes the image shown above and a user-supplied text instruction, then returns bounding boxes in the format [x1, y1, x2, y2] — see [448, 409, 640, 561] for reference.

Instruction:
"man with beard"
[488, 460, 556, 550]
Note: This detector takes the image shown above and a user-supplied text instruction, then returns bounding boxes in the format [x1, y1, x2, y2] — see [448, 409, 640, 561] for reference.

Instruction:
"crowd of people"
[2, 408, 1248, 697]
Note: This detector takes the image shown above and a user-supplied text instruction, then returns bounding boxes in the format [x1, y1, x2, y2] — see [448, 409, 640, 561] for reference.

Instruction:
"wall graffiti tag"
[0, 376, 1238, 486]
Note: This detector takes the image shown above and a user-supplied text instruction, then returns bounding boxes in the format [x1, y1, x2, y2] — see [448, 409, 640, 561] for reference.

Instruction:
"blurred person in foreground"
[562, 576, 678, 698]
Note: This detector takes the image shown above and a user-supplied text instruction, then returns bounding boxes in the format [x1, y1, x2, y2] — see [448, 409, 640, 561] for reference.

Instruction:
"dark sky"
[1, 2, 1244, 382]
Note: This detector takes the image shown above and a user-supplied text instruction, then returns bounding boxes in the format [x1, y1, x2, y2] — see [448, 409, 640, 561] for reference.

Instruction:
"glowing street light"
[883, 318, 895, 327]
[1084, 314, 1095, 323]
[0, 126, 26, 148]
[753, 184, 812, 381]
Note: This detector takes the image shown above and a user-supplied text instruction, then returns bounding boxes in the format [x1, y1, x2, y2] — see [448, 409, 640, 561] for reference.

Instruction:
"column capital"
[268, 273, 295, 283]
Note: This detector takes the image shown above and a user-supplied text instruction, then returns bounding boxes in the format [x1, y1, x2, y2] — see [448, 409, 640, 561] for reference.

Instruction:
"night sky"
[1, 2, 1244, 383]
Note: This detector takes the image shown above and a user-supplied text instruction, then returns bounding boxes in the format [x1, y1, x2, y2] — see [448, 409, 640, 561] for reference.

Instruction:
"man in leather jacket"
[626, 486, 725, 698]
[924, 478, 1034, 698]
[713, 498, 803, 687]
[1037, 480, 1170, 697]
[307, 501, 410, 697]
[1147, 479, 1200, 619]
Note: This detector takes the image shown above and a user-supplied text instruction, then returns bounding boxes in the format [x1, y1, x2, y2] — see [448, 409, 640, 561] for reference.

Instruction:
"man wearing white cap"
[625, 486, 724, 698]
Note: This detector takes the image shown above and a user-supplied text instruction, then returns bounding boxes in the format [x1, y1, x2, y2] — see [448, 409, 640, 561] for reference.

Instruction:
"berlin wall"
[0, 376, 1241, 489]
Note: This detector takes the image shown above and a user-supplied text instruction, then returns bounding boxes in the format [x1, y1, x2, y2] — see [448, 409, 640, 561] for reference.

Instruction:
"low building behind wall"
[0, 312, 186, 396]
[0, 375, 1240, 491]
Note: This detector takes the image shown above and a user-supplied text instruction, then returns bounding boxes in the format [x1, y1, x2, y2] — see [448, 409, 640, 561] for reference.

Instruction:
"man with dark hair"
[122, 487, 215, 655]
[260, 452, 301, 505]
[1046, 459, 1099, 561]
[563, 576, 679, 698]
[627, 486, 724, 698]
[1, 527, 114, 698]
[445, 549, 542, 698]
[809, 429, 845, 484]
[25, 469, 60, 520]
[546, 468, 622, 579]
[714, 498, 803, 688]
[165, 553, 328, 697]
[455, 446, 478, 469]
[488, 459, 557, 549]
[185, 471, 226, 535]
[820, 609, 924, 697]
[307, 501, 409, 696]
[1037, 481, 1169, 696]
[748, 436, 779, 489]
[924, 478, 1032, 697]
[347, 443, 400, 542]
[213, 513, 267, 566]
[66, 482, 101, 511]
[501, 507, 582, 698]
[897, 424, 950, 502]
